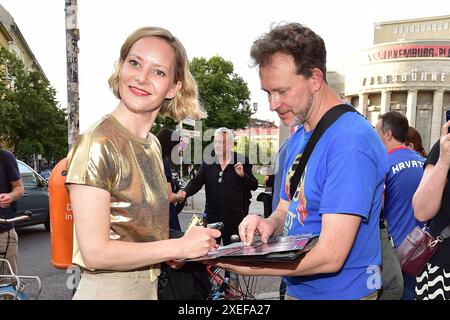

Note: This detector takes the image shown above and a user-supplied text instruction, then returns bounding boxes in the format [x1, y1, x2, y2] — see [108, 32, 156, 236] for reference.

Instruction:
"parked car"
[38, 169, 52, 180]
[14, 160, 50, 231]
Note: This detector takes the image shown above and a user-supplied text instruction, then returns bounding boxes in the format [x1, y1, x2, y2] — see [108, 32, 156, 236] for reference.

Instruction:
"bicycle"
[207, 265, 283, 300]
[186, 214, 284, 300]
[0, 212, 42, 300]
[205, 225, 282, 300]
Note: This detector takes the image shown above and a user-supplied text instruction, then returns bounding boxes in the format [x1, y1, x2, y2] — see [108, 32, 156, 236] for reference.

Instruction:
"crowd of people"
[0, 21, 449, 300]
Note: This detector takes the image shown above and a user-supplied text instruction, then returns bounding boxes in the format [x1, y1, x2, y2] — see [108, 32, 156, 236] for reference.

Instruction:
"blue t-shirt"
[384, 147, 424, 248]
[280, 112, 387, 300]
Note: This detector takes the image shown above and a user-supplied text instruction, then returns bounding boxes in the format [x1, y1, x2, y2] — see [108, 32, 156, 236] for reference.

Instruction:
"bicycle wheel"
[0, 286, 27, 300]
[236, 274, 284, 300]
[207, 266, 245, 300]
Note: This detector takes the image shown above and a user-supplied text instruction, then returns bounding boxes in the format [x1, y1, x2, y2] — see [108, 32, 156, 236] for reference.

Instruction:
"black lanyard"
[289, 104, 359, 198]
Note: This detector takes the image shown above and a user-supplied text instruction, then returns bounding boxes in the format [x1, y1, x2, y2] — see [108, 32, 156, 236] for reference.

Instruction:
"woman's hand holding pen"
[179, 226, 221, 259]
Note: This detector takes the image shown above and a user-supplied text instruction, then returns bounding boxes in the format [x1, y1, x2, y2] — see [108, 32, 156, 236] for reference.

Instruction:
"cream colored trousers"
[72, 268, 159, 300]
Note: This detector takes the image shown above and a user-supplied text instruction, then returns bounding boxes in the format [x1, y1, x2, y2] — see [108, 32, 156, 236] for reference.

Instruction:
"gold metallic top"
[66, 114, 169, 272]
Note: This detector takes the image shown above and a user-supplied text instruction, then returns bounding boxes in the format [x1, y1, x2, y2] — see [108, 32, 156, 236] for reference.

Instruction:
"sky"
[1, 0, 450, 131]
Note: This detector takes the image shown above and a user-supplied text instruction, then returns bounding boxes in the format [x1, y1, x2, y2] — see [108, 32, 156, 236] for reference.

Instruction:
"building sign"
[368, 45, 450, 61]
[362, 69, 448, 86]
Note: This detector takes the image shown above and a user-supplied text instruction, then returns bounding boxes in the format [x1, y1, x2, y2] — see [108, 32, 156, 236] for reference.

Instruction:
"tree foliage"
[150, 114, 177, 135]
[0, 47, 67, 163]
[190, 56, 252, 131]
[152, 54, 252, 149]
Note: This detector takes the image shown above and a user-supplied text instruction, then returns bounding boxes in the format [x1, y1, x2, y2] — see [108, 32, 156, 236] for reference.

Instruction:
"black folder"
[184, 234, 318, 262]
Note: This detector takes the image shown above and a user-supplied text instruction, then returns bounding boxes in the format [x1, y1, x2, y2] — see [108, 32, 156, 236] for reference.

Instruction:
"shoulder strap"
[289, 104, 358, 198]
[440, 225, 450, 239]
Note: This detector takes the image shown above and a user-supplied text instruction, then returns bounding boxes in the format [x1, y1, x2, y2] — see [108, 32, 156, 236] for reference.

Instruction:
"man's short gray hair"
[214, 127, 234, 141]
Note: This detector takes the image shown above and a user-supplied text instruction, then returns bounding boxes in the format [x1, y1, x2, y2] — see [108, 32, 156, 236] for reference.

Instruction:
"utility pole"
[65, 0, 80, 149]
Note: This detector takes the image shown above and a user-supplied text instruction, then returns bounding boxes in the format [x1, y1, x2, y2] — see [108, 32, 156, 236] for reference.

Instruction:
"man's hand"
[176, 190, 186, 203]
[238, 214, 277, 246]
[234, 163, 244, 177]
[0, 193, 12, 209]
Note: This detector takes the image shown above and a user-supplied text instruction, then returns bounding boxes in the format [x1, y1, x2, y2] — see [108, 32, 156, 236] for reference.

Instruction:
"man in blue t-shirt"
[375, 111, 424, 300]
[216, 23, 387, 300]
[0, 148, 24, 279]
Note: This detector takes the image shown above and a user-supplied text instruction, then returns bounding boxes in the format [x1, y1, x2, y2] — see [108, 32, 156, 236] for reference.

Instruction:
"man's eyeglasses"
[218, 171, 223, 183]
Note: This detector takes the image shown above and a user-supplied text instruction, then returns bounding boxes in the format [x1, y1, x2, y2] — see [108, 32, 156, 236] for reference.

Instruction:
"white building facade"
[345, 15, 450, 151]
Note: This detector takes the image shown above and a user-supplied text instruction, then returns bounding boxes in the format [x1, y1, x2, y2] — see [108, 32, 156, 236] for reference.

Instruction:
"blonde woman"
[65, 27, 220, 300]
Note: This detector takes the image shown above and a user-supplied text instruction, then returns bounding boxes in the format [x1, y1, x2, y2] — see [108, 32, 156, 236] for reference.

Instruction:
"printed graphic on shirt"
[384, 148, 425, 248]
[284, 154, 300, 201]
[390, 159, 423, 174]
[284, 153, 308, 234]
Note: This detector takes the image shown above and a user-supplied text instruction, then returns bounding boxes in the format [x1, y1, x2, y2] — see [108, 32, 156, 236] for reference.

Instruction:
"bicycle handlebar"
[0, 211, 32, 224]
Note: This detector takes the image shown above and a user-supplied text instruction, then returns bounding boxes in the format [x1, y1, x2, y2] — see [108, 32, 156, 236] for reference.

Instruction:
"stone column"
[381, 90, 391, 115]
[343, 96, 352, 105]
[406, 90, 418, 127]
[430, 89, 444, 145]
[358, 93, 368, 116]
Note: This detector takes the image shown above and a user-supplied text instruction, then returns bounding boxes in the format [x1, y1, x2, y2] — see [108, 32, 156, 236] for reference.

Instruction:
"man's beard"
[291, 92, 313, 127]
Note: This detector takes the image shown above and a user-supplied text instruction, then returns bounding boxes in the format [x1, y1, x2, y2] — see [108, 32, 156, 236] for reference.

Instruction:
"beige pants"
[0, 229, 18, 285]
[73, 268, 159, 300]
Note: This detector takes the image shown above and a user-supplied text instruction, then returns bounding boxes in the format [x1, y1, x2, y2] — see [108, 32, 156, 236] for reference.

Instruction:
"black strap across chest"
[289, 104, 358, 198]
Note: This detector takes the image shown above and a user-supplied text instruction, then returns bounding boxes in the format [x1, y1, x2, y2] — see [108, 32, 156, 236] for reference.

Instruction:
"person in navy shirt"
[156, 128, 186, 232]
[375, 111, 424, 300]
[0, 148, 24, 280]
[216, 22, 387, 300]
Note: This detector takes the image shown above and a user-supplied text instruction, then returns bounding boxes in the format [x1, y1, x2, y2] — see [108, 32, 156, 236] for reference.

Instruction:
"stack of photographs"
[184, 234, 318, 262]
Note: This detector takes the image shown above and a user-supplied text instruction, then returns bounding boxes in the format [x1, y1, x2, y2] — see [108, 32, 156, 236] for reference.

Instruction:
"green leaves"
[0, 47, 67, 162]
[190, 55, 251, 131]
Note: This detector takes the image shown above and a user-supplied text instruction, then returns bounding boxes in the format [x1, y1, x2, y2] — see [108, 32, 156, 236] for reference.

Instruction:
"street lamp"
[248, 102, 258, 159]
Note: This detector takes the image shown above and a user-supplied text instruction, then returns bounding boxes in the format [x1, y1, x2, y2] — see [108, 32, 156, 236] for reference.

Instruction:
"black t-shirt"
[0, 149, 21, 232]
[426, 141, 450, 268]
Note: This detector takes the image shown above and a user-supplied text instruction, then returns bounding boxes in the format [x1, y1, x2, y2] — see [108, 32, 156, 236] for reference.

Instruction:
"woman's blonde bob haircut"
[108, 26, 206, 121]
